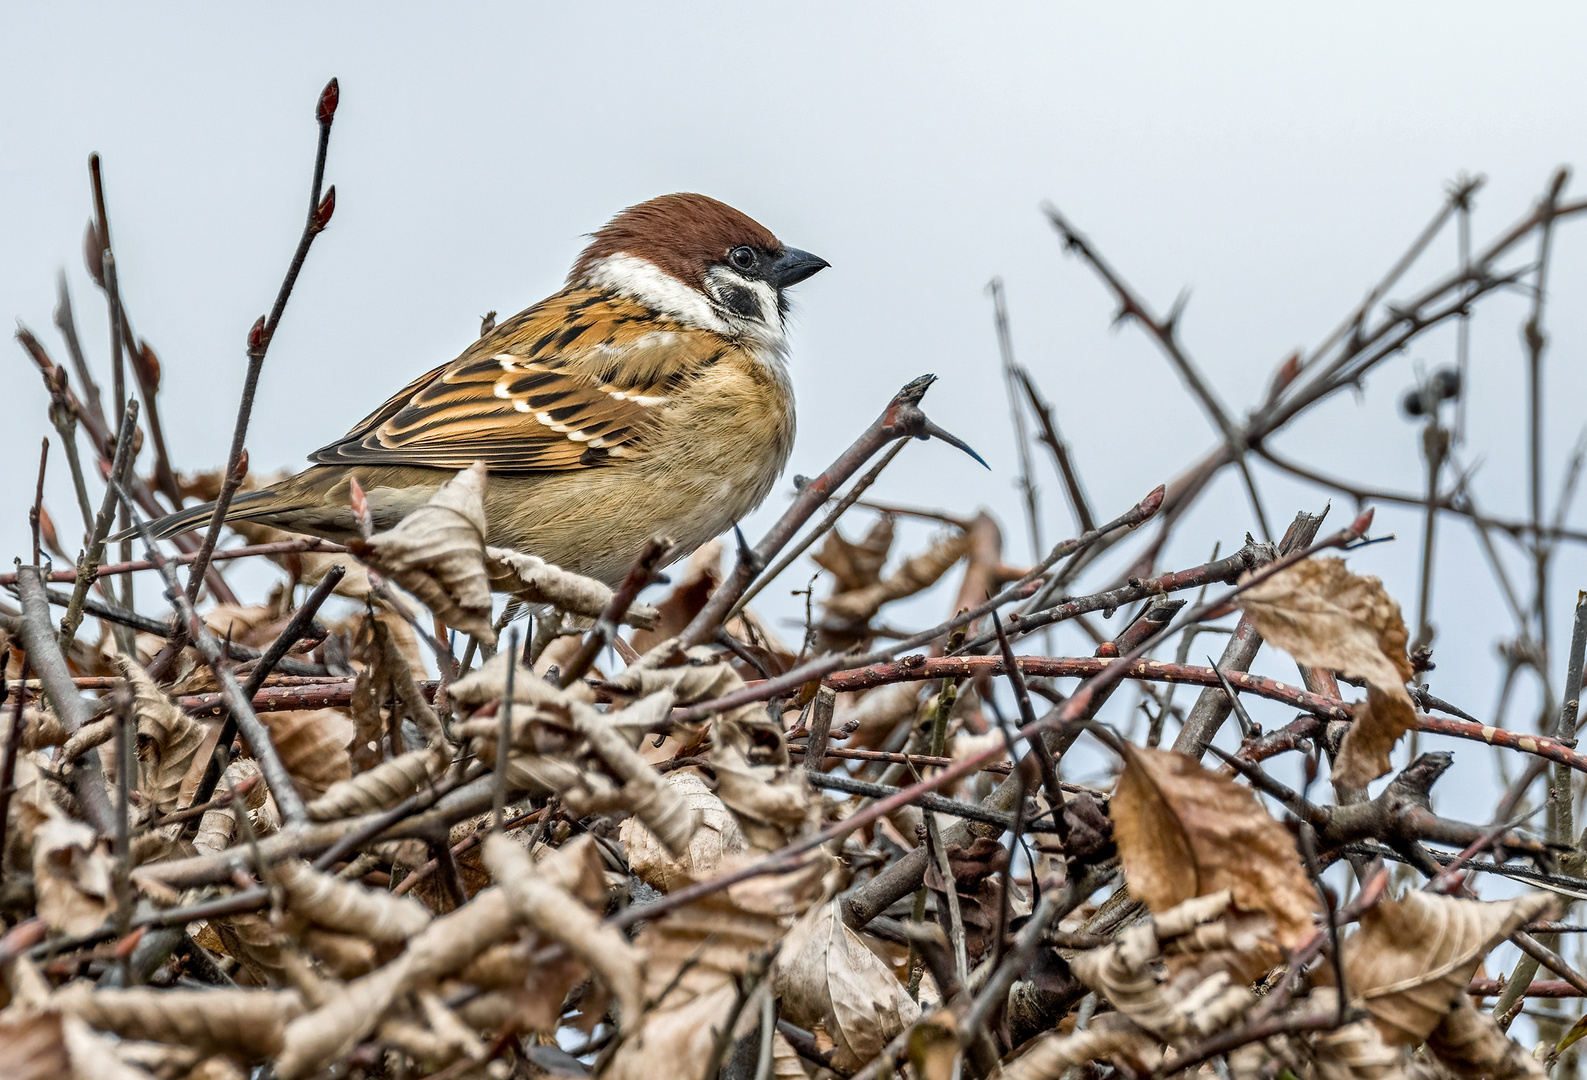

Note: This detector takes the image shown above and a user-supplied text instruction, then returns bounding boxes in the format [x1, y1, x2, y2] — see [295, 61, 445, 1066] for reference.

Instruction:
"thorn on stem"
[919, 420, 990, 470]
[732, 524, 762, 574]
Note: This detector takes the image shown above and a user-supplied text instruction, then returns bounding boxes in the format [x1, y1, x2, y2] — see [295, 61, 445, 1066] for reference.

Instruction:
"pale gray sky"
[4, 5, 1587, 809]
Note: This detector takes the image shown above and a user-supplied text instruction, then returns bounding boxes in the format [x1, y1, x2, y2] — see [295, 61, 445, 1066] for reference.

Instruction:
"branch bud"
[38, 506, 60, 557]
[347, 476, 372, 540]
[248, 316, 267, 356]
[317, 77, 340, 125]
[232, 448, 250, 485]
[83, 221, 106, 286]
[311, 186, 336, 235]
[1347, 507, 1375, 539]
[1268, 351, 1300, 399]
[135, 341, 162, 392]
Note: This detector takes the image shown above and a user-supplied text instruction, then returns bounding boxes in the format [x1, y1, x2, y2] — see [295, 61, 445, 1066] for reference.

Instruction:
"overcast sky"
[5, 5, 1587, 814]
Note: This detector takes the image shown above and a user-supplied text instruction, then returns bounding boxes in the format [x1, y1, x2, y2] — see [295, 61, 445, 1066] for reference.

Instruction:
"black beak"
[769, 247, 829, 289]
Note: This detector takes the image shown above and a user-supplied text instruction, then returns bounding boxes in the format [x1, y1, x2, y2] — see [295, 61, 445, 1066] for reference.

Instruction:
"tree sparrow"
[149, 193, 829, 584]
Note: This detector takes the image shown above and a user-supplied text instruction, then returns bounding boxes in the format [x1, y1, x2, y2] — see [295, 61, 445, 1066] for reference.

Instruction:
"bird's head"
[570, 193, 828, 345]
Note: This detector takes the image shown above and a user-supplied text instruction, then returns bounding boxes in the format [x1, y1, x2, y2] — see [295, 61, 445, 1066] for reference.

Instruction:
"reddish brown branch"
[0, 537, 346, 587]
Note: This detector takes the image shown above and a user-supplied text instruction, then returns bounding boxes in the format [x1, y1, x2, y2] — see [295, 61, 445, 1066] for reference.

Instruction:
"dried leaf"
[275, 887, 515, 1079]
[776, 899, 921, 1071]
[1427, 997, 1545, 1080]
[456, 655, 698, 853]
[813, 515, 895, 593]
[823, 527, 971, 624]
[33, 816, 114, 935]
[483, 833, 646, 1028]
[354, 461, 495, 641]
[605, 859, 825, 1080]
[486, 547, 659, 628]
[1237, 557, 1414, 787]
[259, 709, 353, 802]
[0, 1010, 72, 1080]
[209, 910, 294, 987]
[909, 1009, 963, 1080]
[194, 759, 272, 856]
[0, 1008, 155, 1080]
[304, 745, 448, 821]
[1311, 1009, 1407, 1080]
[1071, 893, 1262, 1042]
[1345, 687, 1419, 792]
[711, 731, 820, 853]
[113, 654, 206, 815]
[1342, 889, 1554, 1046]
[620, 768, 746, 891]
[1110, 743, 1318, 948]
[630, 542, 726, 655]
[275, 859, 433, 942]
[55, 983, 305, 1059]
[350, 614, 448, 752]
[991, 1012, 1163, 1080]
[922, 836, 1013, 964]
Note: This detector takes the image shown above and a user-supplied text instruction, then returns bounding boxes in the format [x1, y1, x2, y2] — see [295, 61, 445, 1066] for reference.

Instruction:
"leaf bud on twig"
[247, 315, 267, 356]
[135, 342, 161, 393]
[1347, 507, 1375, 539]
[82, 221, 106, 286]
[311, 186, 336, 235]
[348, 476, 373, 540]
[317, 77, 339, 124]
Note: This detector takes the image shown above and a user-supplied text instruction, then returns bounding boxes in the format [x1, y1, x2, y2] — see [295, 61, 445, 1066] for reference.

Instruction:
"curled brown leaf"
[1237, 557, 1415, 787]
[1343, 889, 1555, 1046]
[353, 461, 495, 641]
[1110, 743, 1318, 948]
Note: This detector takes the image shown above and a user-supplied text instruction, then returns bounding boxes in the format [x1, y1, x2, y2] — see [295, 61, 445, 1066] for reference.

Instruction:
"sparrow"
[148, 193, 829, 585]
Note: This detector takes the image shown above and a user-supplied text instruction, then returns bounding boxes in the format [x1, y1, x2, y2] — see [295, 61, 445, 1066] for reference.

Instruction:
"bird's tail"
[114, 489, 288, 543]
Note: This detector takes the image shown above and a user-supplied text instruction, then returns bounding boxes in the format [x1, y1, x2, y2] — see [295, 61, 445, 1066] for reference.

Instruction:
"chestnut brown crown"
[570, 193, 787, 293]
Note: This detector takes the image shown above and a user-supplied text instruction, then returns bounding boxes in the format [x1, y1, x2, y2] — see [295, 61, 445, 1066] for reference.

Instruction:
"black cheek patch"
[719, 284, 761, 321]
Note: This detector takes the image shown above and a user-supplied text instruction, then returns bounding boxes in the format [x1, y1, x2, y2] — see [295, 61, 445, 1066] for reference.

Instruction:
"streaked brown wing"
[310, 288, 723, 472]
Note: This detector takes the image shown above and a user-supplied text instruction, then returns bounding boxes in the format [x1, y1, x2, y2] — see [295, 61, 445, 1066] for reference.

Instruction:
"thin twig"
[730, 438, 909, 619]
[108, 476, 308, 824]
[58, 398, 138, 646]
[681, 373, 987, 647]
[185, 78, 339, 605]
[186, 564, 347, 810]
[559, 537, 667, 688]
[493, 627, 518, 832]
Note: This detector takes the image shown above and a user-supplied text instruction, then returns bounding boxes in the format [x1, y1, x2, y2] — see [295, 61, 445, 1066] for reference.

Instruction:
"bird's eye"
[729, 246, 757, 271]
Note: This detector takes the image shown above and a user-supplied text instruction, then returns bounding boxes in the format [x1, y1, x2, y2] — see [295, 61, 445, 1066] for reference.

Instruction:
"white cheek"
[582, 254, 728, 332]
[704, 268, 790, 359]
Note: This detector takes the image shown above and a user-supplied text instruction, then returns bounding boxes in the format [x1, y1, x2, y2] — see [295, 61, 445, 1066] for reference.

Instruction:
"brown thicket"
[4, 80, 1587, 1080]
